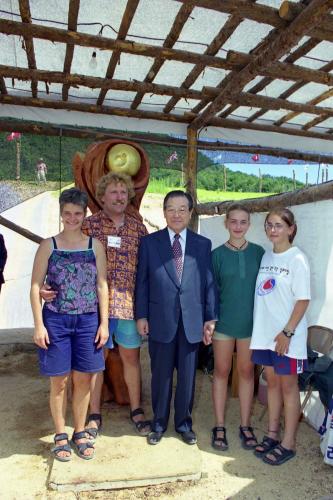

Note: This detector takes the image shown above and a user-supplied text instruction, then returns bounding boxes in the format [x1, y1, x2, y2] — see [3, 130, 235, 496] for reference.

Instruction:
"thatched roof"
[0, 0, 333, 159]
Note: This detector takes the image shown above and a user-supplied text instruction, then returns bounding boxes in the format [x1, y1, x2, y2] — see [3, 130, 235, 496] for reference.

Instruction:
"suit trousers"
[148, 318, 200, 433]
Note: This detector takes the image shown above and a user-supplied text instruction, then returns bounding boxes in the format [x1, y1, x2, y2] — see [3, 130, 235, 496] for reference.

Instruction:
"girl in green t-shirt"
[211, 203, 264, 452]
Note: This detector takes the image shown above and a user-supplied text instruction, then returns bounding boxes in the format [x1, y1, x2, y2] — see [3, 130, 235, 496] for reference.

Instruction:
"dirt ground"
[0, 344, 333, 500]
[1, 192, 333, 499]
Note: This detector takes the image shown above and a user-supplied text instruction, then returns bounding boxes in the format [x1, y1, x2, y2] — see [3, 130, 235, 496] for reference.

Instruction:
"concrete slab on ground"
[49, 410, 201, 492]
[0, 328, 34, 344]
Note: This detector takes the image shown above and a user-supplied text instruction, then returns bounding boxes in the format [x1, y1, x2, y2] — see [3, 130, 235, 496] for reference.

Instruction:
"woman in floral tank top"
[30, 188, 108, 462]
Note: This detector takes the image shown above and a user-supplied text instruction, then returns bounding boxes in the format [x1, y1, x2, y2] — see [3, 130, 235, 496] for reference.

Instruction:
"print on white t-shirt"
[250, 246, 311, 359]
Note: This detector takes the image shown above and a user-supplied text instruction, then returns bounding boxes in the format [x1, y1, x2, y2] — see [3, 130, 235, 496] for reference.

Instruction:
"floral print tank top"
[44, 236, 98, 314]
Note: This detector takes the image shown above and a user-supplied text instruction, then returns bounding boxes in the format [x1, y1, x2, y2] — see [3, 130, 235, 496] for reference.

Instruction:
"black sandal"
[211, 426, 229, 451]
[263, 444, 296, 466]
[254, 435, 280, 458]
[85, 413, 102, 443]
[239, 426, 258, 450]
[130, 408, 151, 436]
[51, 433, 72, 462]
[71, 431, 95, 460]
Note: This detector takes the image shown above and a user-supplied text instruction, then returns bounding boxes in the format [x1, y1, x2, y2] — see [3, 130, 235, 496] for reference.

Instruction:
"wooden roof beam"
[275, 86, 333, 126]
[176, 0, 333, 42]
[206, 114, 333, 141]
[0, 94, 189, 124]
[0, 118, 332, 164]
[226, 50, 333, 87]
[130, 3, 194, 110]
[191, 10, 286, 117]
[302, 115, 330, 131]
[189, 0, 333, 131]
[203, 86, 333, 118]
[194, 37, 325, 120]
[2, 94, 333, 143]
[18, 0, 37, 97]
[0, 77, 7, 94]
[0, 19, 234, 70]
[3, 64, 332, 119]
[280, 0, 333, 34]
[162, 1, 256, 114]
[1, 20, 332, 87]
[62, 0, 80, 101]
[235, 38, 320, 122]
[274, 69, 333, 127]
[97, 0, 140, 106]
[0, 64, 210, 100]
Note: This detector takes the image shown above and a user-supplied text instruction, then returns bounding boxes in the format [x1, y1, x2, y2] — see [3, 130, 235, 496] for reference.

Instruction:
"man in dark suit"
[135, 190, 217, 445]
[0, 233, 7, 294]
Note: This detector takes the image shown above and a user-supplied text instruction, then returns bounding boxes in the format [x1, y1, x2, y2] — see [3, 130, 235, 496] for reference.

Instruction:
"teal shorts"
[105, 318, 142, 349]
[213, 331, 251, 341]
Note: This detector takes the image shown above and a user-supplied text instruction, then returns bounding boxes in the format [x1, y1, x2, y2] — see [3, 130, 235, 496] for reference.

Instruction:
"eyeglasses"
[265, 223, 285, 231]
[165, 208, 189, 215]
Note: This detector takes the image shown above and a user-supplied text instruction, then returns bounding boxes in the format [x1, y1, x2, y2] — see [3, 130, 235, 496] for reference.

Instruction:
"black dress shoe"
[179, 430, 197, 445]
[147, 431, 163, 445]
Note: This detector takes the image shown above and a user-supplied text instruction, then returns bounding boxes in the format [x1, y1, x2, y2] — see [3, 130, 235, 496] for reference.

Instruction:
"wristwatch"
[282, 328, 295, 338]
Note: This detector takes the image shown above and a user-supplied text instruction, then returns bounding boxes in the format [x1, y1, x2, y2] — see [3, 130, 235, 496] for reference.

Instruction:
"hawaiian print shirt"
[82, 211, 148, 320]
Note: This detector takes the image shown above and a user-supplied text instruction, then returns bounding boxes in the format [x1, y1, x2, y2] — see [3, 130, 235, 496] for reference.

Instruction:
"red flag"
[6, 132, 21, 141]
[252, 153, 259, 162]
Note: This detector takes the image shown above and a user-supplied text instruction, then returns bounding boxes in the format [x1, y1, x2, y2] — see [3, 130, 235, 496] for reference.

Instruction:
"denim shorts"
[251, 349, 308, 375]
[39, 308, 105, 376]
[105, 318, 142, 349]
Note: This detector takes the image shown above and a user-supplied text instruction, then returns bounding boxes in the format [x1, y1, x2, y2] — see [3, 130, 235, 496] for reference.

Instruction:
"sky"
[224, 162, 330, 184]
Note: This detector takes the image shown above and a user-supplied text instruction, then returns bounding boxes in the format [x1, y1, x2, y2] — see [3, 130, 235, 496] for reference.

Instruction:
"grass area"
[2, 178, 274, 205]
[147, 178, 274, 202]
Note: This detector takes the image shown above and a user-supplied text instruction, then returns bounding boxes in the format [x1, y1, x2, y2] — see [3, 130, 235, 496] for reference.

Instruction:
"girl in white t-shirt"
[250, 208, 311, 466]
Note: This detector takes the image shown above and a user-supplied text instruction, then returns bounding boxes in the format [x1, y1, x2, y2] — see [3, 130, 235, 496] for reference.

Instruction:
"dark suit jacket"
[135, 227, 217, 344]
[0, 234, 7, 286]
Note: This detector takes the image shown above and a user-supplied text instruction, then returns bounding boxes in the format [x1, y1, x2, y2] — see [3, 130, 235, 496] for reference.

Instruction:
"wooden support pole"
[186, 128, 198, 232]
[15, 139, 21, 180]
[0, 214, 42, 244]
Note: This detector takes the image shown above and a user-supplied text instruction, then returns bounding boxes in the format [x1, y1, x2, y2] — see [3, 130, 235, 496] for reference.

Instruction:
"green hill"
[0, 132, 304, 193]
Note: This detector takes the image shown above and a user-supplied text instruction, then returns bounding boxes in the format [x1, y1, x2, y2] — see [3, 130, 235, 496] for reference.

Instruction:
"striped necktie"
[172, 233, 183, 281]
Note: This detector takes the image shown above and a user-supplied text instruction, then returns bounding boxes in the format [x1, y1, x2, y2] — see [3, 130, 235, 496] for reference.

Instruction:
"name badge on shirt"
[108, 236, 121, 248]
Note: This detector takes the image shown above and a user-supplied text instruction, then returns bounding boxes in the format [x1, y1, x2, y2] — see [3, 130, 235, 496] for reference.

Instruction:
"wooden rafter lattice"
[2, 65, 333, 120]
[222, 37, 321, 121]
[97, 0, 140, 106]
[18, 0, 37, 98]
[62, 0, 80, 101]
[177, 0, 333, 42]
[0, 0, 332, 144]
[189, 0, 333, 131]
[162, 1, 258, 114]
[131, 2, 194, 110]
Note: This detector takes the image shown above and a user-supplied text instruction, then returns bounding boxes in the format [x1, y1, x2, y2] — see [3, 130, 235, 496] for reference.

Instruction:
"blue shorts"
[105, 318, 142, 349]
[251, 349, 308, 375]
[39, 308, 105, 376]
